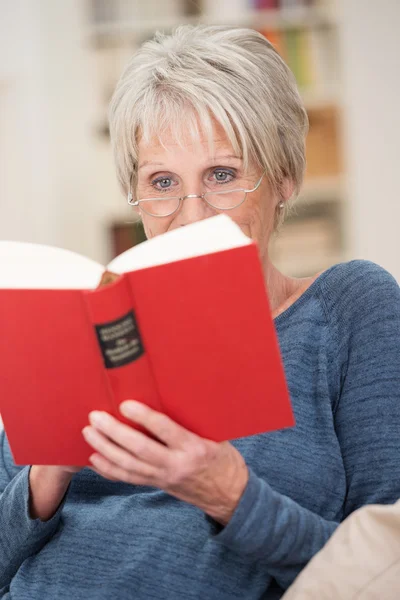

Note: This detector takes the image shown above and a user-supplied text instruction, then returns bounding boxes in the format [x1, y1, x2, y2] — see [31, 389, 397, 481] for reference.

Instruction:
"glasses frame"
[127, 171, 265, 217]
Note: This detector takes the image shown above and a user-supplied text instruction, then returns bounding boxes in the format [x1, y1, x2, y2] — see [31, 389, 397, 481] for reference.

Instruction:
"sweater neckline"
[273, 262, 340, 325]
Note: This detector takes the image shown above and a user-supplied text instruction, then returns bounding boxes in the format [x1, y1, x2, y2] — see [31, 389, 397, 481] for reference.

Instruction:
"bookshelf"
[87, 5, 337, 41]
[88, 0, 345, 277]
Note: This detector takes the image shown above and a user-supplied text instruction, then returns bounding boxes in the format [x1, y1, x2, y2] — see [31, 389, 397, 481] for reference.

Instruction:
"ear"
[127, 189, 141, 217]
[279, 178, 295, 202]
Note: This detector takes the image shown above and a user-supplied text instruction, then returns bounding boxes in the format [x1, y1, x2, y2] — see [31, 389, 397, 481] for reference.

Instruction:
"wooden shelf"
[273, 251, 343, 278]
[87, 6, 337, 46]
[301, 87, 341, 111]
[297, 175, 345, 205]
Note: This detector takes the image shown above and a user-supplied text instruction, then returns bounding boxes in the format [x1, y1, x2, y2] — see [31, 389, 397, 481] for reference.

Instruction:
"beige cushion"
[282, 500, 400, 600]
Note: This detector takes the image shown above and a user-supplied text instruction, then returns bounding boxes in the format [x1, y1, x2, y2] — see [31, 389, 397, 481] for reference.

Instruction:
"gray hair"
[108, 24, 309, 220]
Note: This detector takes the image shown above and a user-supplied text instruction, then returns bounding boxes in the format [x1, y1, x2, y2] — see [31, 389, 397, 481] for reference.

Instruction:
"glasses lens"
[139, 197, 180, 217]
[204, 190, 246, 210]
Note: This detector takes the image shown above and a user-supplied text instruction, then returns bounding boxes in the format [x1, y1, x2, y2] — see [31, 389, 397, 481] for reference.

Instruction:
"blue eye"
[212, 169, 235, 184]
[152, 176, 172, 190]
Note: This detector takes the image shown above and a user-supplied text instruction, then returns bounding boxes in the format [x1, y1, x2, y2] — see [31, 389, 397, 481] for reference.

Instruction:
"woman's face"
[136, 119, 283, 258]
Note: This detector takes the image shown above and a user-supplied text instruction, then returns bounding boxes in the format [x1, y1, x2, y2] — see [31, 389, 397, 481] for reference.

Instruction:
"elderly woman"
[1, 25, 400, 600]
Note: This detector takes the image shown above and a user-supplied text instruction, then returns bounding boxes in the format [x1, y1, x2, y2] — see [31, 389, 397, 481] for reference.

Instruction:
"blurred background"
[1, 0, 399, 280]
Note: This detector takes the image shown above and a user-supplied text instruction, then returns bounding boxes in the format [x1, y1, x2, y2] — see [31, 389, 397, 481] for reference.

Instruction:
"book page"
[107, 214, 251, 274]
[0, 215, 250, 290]
[0, 241, 104, 289]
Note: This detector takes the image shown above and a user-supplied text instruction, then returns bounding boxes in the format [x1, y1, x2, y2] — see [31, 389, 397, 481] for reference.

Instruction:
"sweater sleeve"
[0, 429, 69, 589]
[206, 261, 400, 591]
[330, 263, 400, 514]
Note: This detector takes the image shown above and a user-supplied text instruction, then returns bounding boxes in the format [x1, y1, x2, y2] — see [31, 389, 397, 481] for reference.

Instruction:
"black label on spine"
[95, 310, 144, 369]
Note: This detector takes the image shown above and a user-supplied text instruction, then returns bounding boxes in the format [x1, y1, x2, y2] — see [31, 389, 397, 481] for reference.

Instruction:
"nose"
[175, 193, 217, 227]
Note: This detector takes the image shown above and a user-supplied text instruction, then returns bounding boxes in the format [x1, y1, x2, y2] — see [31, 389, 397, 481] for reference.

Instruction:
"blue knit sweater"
[1, 260, 400, 600]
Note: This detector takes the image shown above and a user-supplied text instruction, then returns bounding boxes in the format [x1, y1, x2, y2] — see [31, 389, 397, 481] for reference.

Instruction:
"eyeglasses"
[127, 172, 265, 217]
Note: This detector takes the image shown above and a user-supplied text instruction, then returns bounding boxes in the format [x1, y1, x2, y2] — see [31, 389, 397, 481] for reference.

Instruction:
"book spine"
[83, 274, 162, 429]
[260, 29, 286, 61]
[0, 287, 120, 466]
[297, 29, 314, 89]
[284, 28, 312, 90]
[283, 29, 300, 83]
[254, 0, 278, 9]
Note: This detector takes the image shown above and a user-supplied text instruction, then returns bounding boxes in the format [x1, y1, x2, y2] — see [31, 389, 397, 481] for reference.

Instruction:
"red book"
[0, 215, 294, 466]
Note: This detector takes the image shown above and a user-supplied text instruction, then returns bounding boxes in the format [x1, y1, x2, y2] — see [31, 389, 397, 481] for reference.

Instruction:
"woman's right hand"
[28, 465, 81, 522]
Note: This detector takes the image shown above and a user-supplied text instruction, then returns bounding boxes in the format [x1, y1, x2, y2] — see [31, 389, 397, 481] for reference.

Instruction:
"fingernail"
[89, 411, 106, 426]
[82, 426, 93, 439]
[120, 400, 140, 417]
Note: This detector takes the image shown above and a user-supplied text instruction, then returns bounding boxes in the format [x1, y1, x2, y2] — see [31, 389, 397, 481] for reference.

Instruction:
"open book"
[0, 215, 294, 466]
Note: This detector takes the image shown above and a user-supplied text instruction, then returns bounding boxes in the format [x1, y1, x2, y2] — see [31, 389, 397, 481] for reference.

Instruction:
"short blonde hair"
[108, 25, 308, 212]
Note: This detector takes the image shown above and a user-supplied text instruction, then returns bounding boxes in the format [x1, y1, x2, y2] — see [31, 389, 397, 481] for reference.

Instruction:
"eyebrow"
[138, 154, 242, 170]
[138, 161, 164, 170]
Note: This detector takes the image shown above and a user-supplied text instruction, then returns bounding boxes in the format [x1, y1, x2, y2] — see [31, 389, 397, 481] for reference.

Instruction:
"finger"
[88, 411, 169, 467]
[120, 401, 195, 449]
[89, 462, 120, 481]
[82, 426, 159, 479]
[89, 453, 153, 486]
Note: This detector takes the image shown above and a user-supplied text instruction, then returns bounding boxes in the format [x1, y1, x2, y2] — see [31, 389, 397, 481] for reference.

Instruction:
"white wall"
[339, 0, 400, 280]
[0, 1, 59, 245]
[0, 0, 120, 265]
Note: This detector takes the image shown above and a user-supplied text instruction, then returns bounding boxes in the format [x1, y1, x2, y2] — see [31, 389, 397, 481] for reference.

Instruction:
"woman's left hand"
[82, 400, 249, 526]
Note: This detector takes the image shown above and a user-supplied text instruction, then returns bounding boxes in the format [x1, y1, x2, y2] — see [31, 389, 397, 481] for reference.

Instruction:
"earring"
[278, 201, 285, 210]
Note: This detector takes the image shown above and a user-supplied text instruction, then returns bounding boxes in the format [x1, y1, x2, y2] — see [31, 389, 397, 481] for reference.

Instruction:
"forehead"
[137, 117, 236, 164]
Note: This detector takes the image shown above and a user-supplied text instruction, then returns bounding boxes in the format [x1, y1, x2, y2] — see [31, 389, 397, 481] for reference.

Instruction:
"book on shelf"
[278, 0, 313, 8]
[283, 28, 314, 89]
[260, 28, 286, 59]
[252, 0, 279, 9]
[259, 27, 314, 91]
[307, 26, 340, 92]
[0, 215, 294, 466]
[258, 10, 338, 98]
[111, 221, 146, 258]
[253, 0, 313, 8]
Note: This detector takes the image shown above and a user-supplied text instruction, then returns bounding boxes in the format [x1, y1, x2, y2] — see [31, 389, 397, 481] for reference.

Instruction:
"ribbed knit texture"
[1, 260, 400, 599]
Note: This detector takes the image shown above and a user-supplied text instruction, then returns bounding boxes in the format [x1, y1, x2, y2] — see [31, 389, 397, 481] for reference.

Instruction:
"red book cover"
[0, 216, 294, 466]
